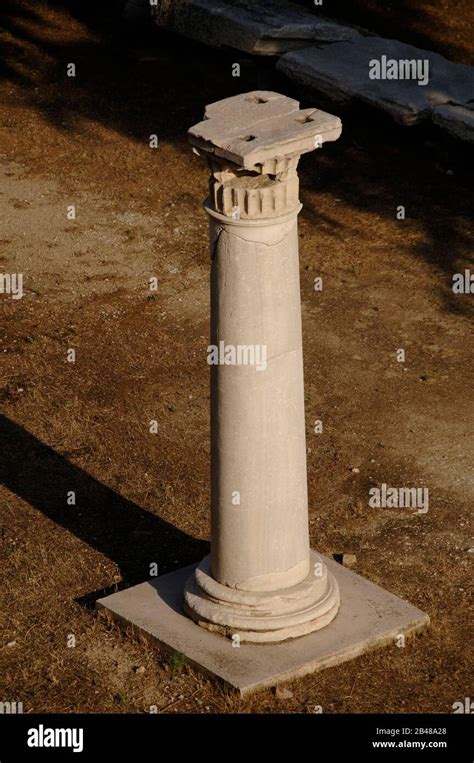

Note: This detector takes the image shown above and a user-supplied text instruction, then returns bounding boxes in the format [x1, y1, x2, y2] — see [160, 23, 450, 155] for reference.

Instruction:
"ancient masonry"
[98, 91, 429, 694]
[150, 0, 474, 142]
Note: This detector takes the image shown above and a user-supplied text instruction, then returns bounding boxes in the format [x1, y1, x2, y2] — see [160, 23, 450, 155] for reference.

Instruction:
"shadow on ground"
[297, 0, 474, 65]
[0, 415, 209, 586]
[1, 0, 472, 320]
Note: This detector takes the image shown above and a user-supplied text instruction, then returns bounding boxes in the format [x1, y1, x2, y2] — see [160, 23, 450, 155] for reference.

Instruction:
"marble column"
[184, 91, 342, 642]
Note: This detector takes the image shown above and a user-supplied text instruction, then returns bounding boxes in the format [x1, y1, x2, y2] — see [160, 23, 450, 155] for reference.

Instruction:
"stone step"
[152, 0, 358, 55]
[277, 37, 474, 127]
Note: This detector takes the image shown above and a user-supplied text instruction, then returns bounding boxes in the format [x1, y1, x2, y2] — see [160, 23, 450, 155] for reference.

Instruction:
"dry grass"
[1, 0, 472, 713]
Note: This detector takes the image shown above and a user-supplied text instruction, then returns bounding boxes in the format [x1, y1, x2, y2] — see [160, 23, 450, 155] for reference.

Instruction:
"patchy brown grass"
[0, 1, 473, 713]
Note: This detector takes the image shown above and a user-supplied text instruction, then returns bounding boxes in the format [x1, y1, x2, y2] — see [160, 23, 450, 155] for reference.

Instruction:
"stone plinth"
[98, 555, 429, 696]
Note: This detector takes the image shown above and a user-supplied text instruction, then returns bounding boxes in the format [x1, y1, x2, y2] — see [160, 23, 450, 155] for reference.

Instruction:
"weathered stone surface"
[188, 90, 342, 170]
[152, 0, 358, 55]
[97, 555, 429, 696]
[183, 91, 343, 642]
[98, 89, 429, 674]
[184, 551, 340, 642]
[432, 104, 474, 143]
[278, 38, 474, 126]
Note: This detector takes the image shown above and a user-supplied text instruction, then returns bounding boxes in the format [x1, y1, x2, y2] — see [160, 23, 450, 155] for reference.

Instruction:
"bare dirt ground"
[1, 1, 473, 714]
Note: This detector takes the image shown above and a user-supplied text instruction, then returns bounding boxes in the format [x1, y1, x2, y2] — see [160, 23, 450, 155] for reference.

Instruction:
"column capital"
[188, 91, 341, 219]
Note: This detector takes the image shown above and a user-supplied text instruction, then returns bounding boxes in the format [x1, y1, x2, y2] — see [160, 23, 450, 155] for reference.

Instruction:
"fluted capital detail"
[209, 160, 299, 219]
[189, 91, 342, 221]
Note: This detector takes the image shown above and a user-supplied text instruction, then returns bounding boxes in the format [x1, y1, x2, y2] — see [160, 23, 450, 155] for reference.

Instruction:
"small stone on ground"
[274, 686, 294, 699]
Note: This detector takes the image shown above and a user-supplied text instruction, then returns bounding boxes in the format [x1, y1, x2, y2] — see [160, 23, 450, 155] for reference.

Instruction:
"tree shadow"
[0, 415, 209, 589]
[296, 0, 473, 65]
[0, 0, 472, 319]
[0, 1, 276, 140]
[297, 96, 474, 319]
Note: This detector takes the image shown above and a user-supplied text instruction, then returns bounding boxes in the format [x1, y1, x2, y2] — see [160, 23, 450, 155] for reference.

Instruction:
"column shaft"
[209, 208, 310, 592]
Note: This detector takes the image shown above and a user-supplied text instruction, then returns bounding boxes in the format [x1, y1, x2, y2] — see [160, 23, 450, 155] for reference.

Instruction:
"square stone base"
[97, 555, 429, 696]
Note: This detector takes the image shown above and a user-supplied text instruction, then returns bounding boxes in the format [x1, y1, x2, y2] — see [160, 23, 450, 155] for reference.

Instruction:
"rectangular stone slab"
[278, 38, 474, 126]
[97, 555, 429, 696]
[188, 91, 342, 168]
[152, 0, 358, 55]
